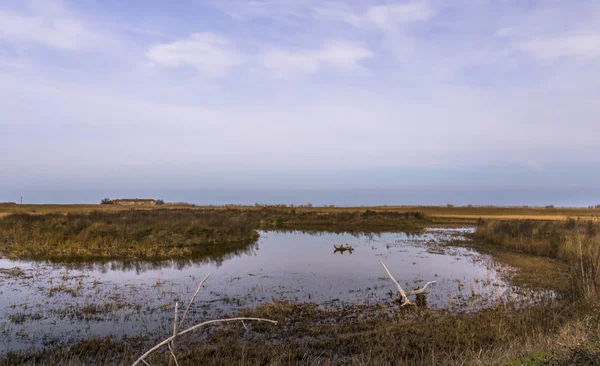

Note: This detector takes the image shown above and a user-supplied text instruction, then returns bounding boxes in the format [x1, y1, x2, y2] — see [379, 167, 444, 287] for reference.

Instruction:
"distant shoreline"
[1, 203, 599, 223]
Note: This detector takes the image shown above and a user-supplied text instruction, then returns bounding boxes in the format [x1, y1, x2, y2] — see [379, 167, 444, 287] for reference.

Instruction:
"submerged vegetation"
[0, 208, 428, 260]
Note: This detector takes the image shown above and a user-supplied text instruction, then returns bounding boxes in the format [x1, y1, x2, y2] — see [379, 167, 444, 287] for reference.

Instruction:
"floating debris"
[333, 244, 355, 254]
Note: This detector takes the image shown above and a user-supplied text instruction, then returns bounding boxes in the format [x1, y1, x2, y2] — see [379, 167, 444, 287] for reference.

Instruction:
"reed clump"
[0, 210, 258, 260]
[475, 219, 600, 301]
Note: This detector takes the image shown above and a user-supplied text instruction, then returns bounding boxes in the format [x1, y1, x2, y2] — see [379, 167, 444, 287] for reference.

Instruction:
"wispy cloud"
[0, 1, 102, 50]
[205, 0, 320, 21]
[518, 33, 600, 60]
[1, 0, 600, 192]
[366, 2, 434, 31]
[261, 41, 373, 76]
[313, 1, 434, 30]
[146, 33, 245, 78]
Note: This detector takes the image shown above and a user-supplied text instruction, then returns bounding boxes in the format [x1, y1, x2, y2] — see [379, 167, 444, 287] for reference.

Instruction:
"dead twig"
[379, 259, 436, 306]
[178, 273, 211, 330]
[131, 273, 276, 366]
[131, 317, 278, 366]
[168, 301, 179, 366]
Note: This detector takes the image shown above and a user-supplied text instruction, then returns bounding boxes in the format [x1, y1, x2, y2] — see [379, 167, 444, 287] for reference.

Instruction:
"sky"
[1, 0, 599, 203]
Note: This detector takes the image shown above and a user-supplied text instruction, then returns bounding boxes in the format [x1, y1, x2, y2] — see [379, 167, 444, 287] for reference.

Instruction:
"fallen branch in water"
[406, 281, 437, 296]
[379, 259, 436, 306]
[131, 273, 277, 366]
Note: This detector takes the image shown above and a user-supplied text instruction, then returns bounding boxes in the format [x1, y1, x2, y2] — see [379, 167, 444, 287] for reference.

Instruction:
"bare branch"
[405, 281, 437, 296]
[379, 259, 411, 305]
[168, 349, 179, 366]
[168, 301, 179, 366]
[131, 318, 278, 366]
[173, 301, 178, 337]
[379, 259, 436, 306]
[178, 273, 211, 330]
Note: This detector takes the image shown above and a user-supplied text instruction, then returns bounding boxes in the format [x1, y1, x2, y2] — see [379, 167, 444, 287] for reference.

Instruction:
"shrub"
[100, 198, 113, 205]
[156, 199, 165, 205]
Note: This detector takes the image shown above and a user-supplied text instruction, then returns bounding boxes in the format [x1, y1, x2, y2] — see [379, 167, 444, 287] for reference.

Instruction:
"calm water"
[0, 228, 546, 353]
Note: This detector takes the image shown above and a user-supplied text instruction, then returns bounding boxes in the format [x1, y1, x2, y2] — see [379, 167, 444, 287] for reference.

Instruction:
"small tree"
[156, 199, 165, 205]
[100, 198, 113, 205]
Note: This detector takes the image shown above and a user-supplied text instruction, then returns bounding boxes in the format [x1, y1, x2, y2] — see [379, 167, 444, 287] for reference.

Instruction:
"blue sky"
[1, 0, 600, 201]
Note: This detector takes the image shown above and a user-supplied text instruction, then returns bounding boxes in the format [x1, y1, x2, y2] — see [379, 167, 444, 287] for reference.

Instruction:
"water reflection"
[43, 244, 260, 274]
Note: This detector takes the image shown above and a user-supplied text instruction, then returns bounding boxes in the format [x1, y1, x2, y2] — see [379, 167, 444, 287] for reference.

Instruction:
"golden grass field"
[1, 203, 598, 223]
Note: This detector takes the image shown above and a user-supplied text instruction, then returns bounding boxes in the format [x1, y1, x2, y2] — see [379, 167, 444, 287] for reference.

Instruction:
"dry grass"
[475, 219, 600, 302]
[0, 210, 259, 260]
[3, 300, 599, 366]
[2, 203, 599, 223]
[0, 208, 428, 260]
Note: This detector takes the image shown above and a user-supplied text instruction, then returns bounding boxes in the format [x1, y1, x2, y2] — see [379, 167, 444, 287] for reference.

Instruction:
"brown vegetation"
[0, 208, 428, 260]
[2, 203, 599, 223]
[0, 210, 258, 260]
[3, 300, 599, 365]
[475, 219, 600, 301]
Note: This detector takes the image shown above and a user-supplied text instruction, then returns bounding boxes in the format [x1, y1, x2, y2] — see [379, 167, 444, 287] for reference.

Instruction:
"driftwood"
[379, 259, 436, 306]
[334, 244, 354, 254]
[131, 274, 277, 366]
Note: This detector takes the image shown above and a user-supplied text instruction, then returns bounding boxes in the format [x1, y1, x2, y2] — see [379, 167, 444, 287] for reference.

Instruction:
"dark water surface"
[0, 228, 548, 354]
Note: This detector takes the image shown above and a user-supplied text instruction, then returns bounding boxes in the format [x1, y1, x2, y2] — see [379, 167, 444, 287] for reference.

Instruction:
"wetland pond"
[0, 228, 550, 354]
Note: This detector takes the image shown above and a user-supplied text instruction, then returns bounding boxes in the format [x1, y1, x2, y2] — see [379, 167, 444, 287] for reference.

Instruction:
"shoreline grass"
[475, 219, 600, 301]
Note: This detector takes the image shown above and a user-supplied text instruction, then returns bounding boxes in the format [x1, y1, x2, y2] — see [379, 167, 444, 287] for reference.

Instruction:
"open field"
[2, 203, 599, 222]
